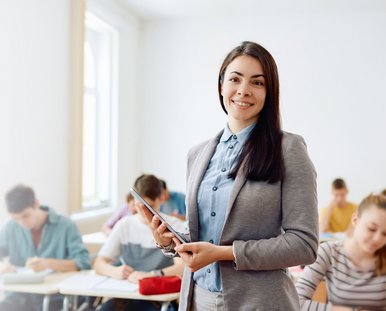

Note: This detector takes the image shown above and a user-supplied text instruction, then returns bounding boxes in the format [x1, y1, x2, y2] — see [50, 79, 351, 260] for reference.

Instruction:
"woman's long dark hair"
[218, 41, 284, 183]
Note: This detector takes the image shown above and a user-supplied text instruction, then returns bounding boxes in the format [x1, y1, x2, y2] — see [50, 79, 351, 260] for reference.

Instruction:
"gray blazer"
[178, 131, 319, 311]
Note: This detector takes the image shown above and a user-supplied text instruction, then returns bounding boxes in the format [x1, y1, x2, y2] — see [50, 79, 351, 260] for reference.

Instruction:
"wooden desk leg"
[63, 295, 70, 311]
[161, 301, 171, 311]
[42, 295, 51, 311]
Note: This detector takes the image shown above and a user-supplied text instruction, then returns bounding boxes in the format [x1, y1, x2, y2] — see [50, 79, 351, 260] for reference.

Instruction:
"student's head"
[331, 178, 348, 206]
[217, 41, 283, 183]
[351, 194, 386, 275]
[5, 184, 40, 229]
[133, 174, 162, 210]
[159, 179, 170, 203]
[381, 189, 386, 196]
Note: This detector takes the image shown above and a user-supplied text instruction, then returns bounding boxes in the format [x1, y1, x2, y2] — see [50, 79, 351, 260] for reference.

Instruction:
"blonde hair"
[357, 194, 386, 275]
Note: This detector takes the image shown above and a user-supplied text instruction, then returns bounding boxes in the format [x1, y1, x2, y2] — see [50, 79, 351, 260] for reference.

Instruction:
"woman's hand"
[173, 238, 235, 272]
[137, 203, 174, 247]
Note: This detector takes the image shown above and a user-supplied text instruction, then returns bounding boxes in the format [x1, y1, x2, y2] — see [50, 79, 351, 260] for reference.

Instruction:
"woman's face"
[352, 205, 386, 256]
[221, 55, 266, 132]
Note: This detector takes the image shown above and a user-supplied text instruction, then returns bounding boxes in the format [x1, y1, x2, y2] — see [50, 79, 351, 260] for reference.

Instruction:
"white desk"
[0, 272, 78, 311]
[58, 271, 180, 311]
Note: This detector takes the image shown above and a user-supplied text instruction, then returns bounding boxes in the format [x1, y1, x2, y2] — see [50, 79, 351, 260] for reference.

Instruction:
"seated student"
[296, 193, 386, 310]
[159, 179, 186, 221]
[93, 174, 185, 311]
[319, 178, 357, 234]
[102, 193, 136, 235]
[0, 184, 91, 311]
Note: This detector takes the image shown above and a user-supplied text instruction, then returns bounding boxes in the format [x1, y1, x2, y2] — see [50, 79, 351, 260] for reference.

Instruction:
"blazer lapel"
[224, 169, 247, 221]
[187, 131, 222, 241]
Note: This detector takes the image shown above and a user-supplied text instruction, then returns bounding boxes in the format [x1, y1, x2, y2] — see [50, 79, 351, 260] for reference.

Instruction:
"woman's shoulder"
[281, 131, 307, 150]
[187, 130, 223, 159]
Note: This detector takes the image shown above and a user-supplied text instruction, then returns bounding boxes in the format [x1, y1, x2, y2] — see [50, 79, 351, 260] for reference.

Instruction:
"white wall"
[0, 0, 142, 223]
[138, 5, 386, 207]
[0, 0, 72, 222]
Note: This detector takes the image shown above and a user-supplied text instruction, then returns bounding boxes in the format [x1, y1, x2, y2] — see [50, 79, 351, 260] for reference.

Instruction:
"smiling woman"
[140, 41, 319, 311]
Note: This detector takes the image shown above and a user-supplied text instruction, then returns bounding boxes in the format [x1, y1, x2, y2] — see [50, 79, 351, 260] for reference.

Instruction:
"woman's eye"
[252, 80, 264, 86]
[229, 77, 239, 82]
[368, 227, 376, 232]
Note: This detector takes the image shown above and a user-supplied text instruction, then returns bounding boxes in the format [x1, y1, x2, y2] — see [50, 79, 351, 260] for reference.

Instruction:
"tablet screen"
[129, 187, 188, 244]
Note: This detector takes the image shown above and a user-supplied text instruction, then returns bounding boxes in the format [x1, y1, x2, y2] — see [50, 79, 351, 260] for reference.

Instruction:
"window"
[82, 12, 118, 210]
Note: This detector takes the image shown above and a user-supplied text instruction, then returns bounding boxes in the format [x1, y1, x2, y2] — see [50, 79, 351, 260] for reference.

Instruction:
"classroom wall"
[0, 0, 73, 222]
[0, 0, 142, 224]
[138, 5, 386, 207]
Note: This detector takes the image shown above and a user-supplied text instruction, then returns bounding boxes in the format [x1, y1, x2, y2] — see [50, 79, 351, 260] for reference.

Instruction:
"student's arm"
[296, 242, 332, 311]
[319, 204, 333, 233]
[26, 257, 78, 272]
[0, 227, 15, 274]
[127, 257, 185, 283]
[93, 256, 133, 279]
[65, 221, 91, 270]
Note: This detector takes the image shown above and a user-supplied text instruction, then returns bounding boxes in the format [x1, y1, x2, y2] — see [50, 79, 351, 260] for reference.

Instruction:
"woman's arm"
[233, 134, 319, 271]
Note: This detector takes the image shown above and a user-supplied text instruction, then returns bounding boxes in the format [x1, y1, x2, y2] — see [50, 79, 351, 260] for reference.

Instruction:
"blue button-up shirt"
[193, 123, 255, 292]
[0, 206, 91, 270]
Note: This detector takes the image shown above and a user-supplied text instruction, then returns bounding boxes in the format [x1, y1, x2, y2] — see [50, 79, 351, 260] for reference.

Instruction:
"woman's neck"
[228, 119, 256, 134]
[344, 238, 376, 270]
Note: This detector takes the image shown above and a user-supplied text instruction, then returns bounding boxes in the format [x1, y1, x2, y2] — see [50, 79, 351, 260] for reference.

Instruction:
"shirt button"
[209, 239, 214, 244]
[229, 145, 234, 149]
[211, 212, 216, 217]
[221, 168, 226, 172]
[207, 269, 211, 273]
[212, 186, 218, 191]
[233, 135, 237, 139]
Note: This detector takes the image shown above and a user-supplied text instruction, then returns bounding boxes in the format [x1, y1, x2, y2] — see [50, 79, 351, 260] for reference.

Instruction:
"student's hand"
[26, 257, 51, 271]
[137, 203, 174, 247]
[0, 260, 16, 274]
[173, 239, 232, 272]
[127, 270, 153, 283]
[331, 306, 358, 311]
[113, 265, 134, 280]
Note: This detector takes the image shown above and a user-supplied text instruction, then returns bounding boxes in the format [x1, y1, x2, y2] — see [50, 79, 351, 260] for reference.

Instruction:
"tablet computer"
[129, 187, 188, 244]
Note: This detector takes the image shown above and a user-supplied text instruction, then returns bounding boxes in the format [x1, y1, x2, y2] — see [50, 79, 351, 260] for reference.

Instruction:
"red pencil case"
[139, 276, 181, 295]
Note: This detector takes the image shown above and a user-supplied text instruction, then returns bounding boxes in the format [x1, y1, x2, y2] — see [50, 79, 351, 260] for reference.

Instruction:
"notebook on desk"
[1, 268, 52, 284]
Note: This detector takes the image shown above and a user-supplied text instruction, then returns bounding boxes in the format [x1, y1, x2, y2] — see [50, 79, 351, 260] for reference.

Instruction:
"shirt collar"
[220, 122, 256, 145]
[40, 206, 60, 224]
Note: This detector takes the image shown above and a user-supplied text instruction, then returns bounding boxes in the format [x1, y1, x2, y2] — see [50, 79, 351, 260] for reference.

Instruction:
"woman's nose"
[237, 83, 251, 96]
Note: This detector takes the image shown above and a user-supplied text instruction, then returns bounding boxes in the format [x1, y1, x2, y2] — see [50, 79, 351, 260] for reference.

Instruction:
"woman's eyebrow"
[230, 71, 265, 78]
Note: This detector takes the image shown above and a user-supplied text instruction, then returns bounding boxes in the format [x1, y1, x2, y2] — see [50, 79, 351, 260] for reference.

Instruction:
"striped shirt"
[296, 241, 386, 310]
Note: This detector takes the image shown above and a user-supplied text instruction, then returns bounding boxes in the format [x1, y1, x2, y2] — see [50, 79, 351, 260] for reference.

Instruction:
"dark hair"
[218, 41, 283, 183]
[159, 179, 167, 190]
[381, 189, 386, 196]
[133, 174, 162, 201]
[5, 184, 36, 213]
[332, 178, 347, 190]
[357, 194, 386, 275]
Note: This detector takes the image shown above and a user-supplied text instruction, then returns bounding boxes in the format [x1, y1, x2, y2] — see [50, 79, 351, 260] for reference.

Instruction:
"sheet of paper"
[92, 277, 139, 292]
[56, 274, 107, 290]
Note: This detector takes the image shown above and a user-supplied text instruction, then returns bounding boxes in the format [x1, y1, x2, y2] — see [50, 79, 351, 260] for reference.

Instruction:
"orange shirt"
[320, 202, 357, 233]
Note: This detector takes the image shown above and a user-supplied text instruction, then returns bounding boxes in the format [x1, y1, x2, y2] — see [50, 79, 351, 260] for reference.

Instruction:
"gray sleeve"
[233, 134, 319, 270]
